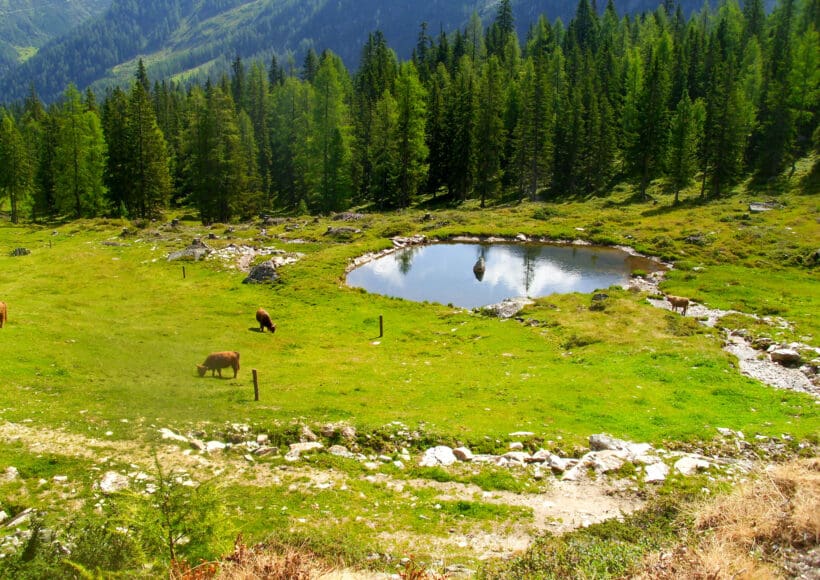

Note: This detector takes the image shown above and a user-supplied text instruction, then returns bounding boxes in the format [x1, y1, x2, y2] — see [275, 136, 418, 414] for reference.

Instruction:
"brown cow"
[666, 295, 690, 316]
[0, 301, 6, 328]
[197, 351, 240, 378]
[256, 308, 276, 333]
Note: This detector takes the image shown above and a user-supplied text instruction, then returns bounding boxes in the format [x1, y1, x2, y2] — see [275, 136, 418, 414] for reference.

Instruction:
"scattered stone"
[509, 441, 524, 450]
[528, 450, 550, 463]
[502, 451, 530, 464]
[321, 424, 336, 438]
[444, 564, 475, 579]
[340, 425, 357, 440]
[510, 431, 535, 438]
[749, 201, 781, 213]
[393, 461, 405, 470]
[2, 467, 19, 481]
[378, 455, 393, 463]
[752, 337, 775, 349]
[453, 447, 474, 462]
[770, 349, 802, 366]
[419, 446, 457, 467]
[479, 297, 534, 319]
[589, 450, 628, 473]
[289, 442, 324, 455]
[5, 508, 34, 528]
[189, 439, 206, 452]
[10, 248, 30, 257]
[98, 471, 129, 494]
[256, 434, 269, 444]
[325, 226, 361, 236]
[242, 260, 279, 284]
[548, 455, 575, 474]
[644, 462, 669, 483]
[589, 434, 627, 452]
[159, 428, 188, 443]
[167, 238, 211, 261]
[205, 441, 227, 454]
[332, 212, 365, 222]
[300, 425, 318, 442]
[674, 456, 711, 476]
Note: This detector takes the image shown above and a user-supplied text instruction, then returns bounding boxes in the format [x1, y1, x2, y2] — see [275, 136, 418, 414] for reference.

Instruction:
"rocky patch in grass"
[641, 270, 819, 397]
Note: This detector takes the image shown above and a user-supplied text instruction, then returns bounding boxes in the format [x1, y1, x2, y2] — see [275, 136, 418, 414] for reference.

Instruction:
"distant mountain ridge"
[0, 0, 774, 103]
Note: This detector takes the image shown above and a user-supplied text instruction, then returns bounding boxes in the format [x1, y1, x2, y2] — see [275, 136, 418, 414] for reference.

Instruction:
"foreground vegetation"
[0, 153, 817, 576]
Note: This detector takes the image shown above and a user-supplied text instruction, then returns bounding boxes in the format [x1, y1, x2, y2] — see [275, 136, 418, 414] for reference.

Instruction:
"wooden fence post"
[182, 266, 186, 279]
[379, 315, 384, 338]
[252, 369, 259, 401]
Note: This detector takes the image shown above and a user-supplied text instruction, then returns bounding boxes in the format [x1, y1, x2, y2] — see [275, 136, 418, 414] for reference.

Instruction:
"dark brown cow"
[197, 351, 240, 378]
[0, 301, 6, 328]
[256, 308, 276, 333]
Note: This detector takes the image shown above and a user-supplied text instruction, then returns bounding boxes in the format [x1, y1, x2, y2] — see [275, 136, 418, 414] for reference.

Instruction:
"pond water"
[346, 243, 662, 309]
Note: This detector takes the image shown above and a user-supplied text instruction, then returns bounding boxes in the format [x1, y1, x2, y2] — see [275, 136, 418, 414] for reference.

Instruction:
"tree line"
[0, 0, 817, 224]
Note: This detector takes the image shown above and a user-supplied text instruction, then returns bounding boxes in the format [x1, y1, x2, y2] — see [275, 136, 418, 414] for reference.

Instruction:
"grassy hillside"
[0, 0, 110, 76]
[0, 162, 817, 575]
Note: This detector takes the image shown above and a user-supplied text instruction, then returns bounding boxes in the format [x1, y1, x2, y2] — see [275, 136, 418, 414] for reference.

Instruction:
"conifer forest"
[0, 0, 817, 225]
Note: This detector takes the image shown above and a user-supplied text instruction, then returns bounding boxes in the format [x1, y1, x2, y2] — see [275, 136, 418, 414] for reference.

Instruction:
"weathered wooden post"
[182, 266, 186, 279]
[379, 315, 384, 338]
[252, 369, 259, 401]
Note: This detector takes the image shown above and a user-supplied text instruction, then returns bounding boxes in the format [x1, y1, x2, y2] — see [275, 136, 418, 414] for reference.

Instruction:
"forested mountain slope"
[0, 0, 775, 103]
[0, 0, 111, 78]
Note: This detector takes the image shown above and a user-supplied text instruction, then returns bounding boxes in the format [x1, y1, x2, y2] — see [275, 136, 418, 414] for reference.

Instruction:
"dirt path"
[0, 421, 644, 563]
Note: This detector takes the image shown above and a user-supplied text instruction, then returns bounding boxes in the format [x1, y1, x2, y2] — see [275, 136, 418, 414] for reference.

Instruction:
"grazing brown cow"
[0, 301, 6, 328]
[197, 351, 240, 378]
[256, 308, 276, 333]
[666, 295, 690, 316]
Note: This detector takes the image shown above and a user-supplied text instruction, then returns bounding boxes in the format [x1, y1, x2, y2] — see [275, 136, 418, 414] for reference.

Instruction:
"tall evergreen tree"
[475, 56, 506, 207]
[667, 93, 704, 203]
[53, 85, 108, 217]
[425, 63, 450, 196]
[183, 85, 247, 222]
[753, 0, 797, 177]
[444, 56, 477, 201]
[0, 111, 33, 223]
[125, 79, 172, 218]
[101, 87, 131, 216]
[701, 8, 749, 197]
[312, 52, 352, 213]
[392, 62, 428, 208]
[352, 32, 397, 203]
[627, 33, 673, 199]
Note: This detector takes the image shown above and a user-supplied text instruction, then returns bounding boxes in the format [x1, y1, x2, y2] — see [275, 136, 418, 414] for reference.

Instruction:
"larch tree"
[0, 111, 33, 223]
[53, 85, 108, 217]
[392, 62, 428, 209]
[475, 56, 506, 207]
[311, 52, 352, 213]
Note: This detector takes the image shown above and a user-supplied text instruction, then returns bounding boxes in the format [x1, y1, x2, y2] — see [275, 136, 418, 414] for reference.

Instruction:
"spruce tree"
[392, 62, 428, 208]
[0, 111, 33, 223]
[53, 85, 108, 217]
[475, 56, 506, 207]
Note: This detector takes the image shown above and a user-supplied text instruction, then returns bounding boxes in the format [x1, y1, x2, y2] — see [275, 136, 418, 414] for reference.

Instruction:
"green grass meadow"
[0, 169, 818, 574]
[0, 180, 817, 447]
